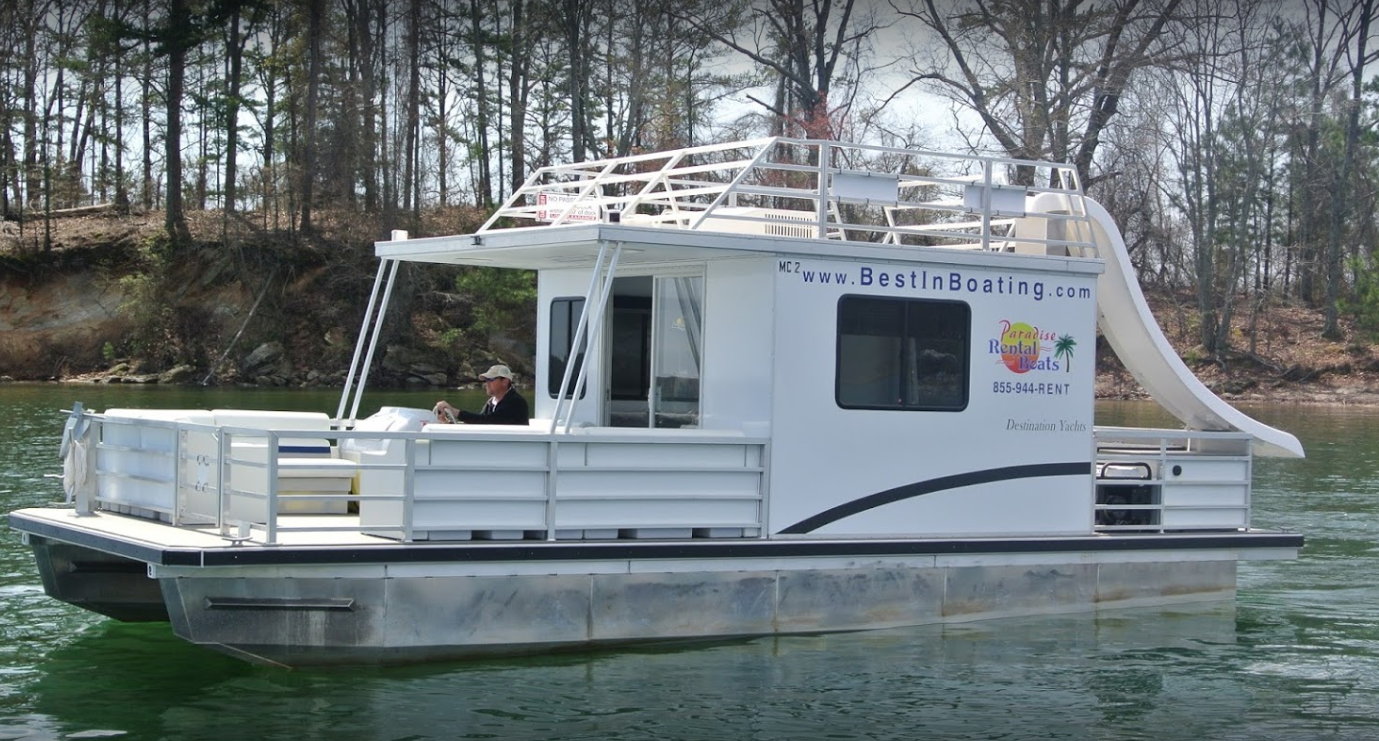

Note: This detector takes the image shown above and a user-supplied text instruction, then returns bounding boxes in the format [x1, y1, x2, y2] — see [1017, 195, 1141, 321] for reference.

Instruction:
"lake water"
[2, 385, 1378, 740]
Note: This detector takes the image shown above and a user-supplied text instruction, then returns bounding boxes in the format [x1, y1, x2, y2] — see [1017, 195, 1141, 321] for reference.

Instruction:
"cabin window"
[836, 296, 969, 411]
[548, 297, 587, 399]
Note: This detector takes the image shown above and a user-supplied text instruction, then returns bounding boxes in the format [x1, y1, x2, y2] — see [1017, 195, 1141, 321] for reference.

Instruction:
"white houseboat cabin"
[9, 138, 1303, 667]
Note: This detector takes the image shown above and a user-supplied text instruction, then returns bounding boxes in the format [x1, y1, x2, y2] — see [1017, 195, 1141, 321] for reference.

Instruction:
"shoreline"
[1095, 376, 1379, 407]
[5, 373, 1376, 409]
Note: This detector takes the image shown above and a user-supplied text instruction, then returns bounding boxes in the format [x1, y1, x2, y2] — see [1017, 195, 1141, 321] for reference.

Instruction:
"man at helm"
[433, 364, 530, 425]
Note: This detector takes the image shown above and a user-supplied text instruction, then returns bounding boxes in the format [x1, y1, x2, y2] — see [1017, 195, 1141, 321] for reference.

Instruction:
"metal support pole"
[336, 258, 392, 425]
[347, 259, 402, 425]
[563, 244, 622, 432]
[550, 241, 609, 432]
[816, 141, 830, 239]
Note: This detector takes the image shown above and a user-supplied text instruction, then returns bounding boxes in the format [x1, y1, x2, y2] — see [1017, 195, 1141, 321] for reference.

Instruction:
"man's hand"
[433, 401, 459, 424]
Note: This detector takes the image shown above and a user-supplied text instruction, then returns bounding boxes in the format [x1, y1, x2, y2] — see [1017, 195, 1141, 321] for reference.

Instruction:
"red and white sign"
[536, 191, 600, 223]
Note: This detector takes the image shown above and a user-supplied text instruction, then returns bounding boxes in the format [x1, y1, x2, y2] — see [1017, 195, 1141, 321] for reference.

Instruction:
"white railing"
[78, 410, 767, 545]
[75, 412, 1258, 543]
[1092, 427, 1254, 532]
[481, 137, 1097, 256]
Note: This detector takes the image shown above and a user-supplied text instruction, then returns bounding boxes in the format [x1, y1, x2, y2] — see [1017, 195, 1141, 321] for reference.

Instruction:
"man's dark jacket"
[458, 388, 529, 425]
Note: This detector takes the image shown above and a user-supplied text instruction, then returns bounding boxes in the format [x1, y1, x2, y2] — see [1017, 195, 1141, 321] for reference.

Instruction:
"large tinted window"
[549, 297, 586, 398]
[836, 296, 969, 411]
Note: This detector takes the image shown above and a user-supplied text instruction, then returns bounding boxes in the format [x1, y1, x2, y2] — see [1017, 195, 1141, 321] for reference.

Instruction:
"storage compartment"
[1095, 461, 1159, 528]
[1095, 483, 1161, 528]
[99, 409, 216, 520]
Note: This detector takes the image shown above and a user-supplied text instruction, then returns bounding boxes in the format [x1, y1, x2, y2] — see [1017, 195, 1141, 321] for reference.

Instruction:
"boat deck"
[11, 505, 1304, 571]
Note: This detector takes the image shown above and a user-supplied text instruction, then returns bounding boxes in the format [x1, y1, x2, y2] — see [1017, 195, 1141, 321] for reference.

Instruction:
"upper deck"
[375, 137, 1102, 270]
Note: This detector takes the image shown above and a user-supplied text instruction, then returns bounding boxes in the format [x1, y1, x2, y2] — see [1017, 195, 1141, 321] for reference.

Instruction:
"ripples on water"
[3, 390, 1379, 739]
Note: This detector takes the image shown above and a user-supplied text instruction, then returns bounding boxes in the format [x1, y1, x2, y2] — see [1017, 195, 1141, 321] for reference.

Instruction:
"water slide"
[1039, 195, 1304, 459]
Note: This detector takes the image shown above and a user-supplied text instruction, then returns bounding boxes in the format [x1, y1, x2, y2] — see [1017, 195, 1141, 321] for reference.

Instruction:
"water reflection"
[25, 606, 1265, 741]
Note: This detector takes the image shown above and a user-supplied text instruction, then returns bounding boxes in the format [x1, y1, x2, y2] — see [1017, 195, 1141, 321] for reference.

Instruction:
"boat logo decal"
[991, 320, 1077, 374]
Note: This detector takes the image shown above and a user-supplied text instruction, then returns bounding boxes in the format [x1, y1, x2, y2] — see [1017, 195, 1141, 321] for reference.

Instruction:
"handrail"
[476, 137, 1096, 255]
[82, 412, 768, 546]
[76, 413, 1255, 544]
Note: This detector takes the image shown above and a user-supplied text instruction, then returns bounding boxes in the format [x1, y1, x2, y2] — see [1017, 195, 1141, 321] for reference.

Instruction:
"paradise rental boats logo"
[991, 320, 1077, 374]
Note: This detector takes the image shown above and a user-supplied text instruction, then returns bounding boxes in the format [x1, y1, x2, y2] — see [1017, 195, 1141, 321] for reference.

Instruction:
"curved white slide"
[1037, 195, 1304, 458]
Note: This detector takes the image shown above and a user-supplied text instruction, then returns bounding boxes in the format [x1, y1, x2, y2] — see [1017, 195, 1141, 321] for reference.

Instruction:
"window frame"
[834, 294, 971, 412]
[548, 296, 588, 399]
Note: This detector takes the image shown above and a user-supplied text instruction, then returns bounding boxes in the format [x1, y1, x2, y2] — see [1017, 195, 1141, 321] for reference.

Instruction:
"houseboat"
[8, 138, 1304, 668]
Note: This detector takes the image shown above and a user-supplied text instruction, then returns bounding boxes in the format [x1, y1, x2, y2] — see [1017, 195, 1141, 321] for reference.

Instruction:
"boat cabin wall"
[765, 255, 1099, 538]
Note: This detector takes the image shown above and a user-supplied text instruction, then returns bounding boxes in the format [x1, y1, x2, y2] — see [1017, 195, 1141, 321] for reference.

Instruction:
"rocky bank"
[0, 208, 529, 389]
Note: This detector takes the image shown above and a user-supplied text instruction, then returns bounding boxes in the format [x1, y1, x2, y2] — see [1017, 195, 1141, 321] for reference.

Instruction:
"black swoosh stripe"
[778, 461, 1092, 535]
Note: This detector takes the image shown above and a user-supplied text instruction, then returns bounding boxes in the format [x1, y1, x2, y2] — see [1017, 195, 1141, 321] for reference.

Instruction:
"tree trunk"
[379, 0, 394, 226]
[223, 4, 245, 219]
[22, 0, 40, 212]
[195, 58, 208, 211]
[342, 0, 364, 210]
[470, 0, 492, 207]
[508, 0, 527, 194]
[1298, 2, 1330, 307]
[258, 3, 285, 229]
[361, 0, 380, 213]
[404, 0, 421, 221]
[140, 0, 154, 209]
[300, 0, 325, 233]
[67, 76, 90, 207]
[164, 0, 191, 244]
[564, 0, 588, 162]
[0, 86, 11, 218]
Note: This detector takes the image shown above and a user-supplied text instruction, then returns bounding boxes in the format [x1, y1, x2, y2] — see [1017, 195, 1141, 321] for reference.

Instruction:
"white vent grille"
[696, 208, 823, 239]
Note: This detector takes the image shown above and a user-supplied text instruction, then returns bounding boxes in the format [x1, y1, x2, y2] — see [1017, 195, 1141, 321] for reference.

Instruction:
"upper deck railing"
[480, 137, 1098, 256]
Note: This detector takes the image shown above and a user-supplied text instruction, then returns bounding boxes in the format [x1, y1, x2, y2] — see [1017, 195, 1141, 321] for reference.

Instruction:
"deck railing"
[71, 413, 1256, 544]
[79, 411, 767, 545]
[480, 137, 1099, 256]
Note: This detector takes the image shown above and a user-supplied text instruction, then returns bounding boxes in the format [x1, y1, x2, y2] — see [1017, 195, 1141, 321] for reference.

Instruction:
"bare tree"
[560, 0, 597, 160]
[1294, 0, 1362, 306]
[507, 0, 529, 194]
[20, 0, 50, 215]
[1146, 1, 1298, 356]
[1323, 0, 1379, 338]
[163, 0, 193, 243]
[220, 1, 259, 220]
[895, 0, 1185, 185]
[592, 0, 735, 158]
[683, 0, 886, 139]
[299, 0, 326, 233]
[0, 1, 16, 217]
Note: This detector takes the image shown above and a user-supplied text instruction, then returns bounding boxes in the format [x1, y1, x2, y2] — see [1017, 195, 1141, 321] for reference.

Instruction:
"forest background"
[3, 0, 1379, 403]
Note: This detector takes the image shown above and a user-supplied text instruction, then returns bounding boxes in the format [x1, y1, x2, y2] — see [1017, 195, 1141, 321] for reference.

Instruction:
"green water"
[2, 387, 1378, 740]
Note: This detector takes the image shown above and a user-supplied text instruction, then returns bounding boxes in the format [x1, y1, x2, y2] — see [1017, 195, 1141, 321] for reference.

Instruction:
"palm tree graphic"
[1054, 335, 1076, 372]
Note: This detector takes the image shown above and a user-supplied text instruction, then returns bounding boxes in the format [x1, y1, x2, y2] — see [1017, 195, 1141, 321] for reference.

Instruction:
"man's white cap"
[479, 364, 514, 381]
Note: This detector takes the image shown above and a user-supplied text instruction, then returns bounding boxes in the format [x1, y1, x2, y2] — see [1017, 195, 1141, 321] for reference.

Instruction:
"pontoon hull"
[17, 515, 1299, 668]
[161, 560, 1241, 668]
[29, 538, 168, 622]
